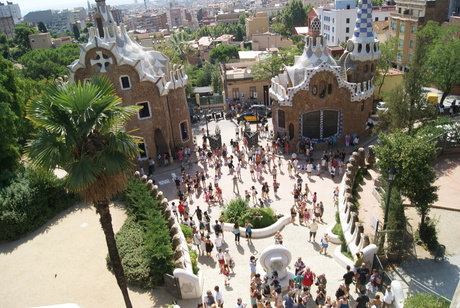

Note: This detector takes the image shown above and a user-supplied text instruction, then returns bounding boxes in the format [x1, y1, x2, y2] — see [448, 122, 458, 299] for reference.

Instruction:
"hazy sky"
[18, 0, 132, 16]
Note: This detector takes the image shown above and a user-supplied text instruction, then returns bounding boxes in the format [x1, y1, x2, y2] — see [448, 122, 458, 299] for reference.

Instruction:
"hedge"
[0, 166, 78, 241]
[112, 178, 174, 287]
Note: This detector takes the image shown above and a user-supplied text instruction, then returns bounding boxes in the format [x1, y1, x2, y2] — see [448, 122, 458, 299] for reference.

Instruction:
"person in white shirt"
[383, 285, 395, 308]
[215, 235, 223, 251]
[214, 285, 224, 307]
[235, 297, 247, 308]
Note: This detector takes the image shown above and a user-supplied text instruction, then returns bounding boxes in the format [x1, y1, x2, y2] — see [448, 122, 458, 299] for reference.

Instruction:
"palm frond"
[25, 131, 72, 170]
[65, 156, 103, 192]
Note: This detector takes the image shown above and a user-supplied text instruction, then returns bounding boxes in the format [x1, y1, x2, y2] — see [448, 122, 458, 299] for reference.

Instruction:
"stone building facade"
[69, 0, 192, 170]
[270, 0, 379, 149]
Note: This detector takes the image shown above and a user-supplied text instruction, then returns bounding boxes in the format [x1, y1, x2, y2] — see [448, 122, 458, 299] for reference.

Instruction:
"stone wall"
[331, 146, 378, 268]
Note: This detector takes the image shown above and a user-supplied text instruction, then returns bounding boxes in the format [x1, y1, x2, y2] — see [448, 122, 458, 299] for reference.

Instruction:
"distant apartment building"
[216, 12, 242, 26]
[29, 32, 52, 50]
[246, 12, 269, 39]
[127, 12, 167, 32]
[251, 32, 292, 51]
[168, 7, 191, 28]
[390, 0, 450, 70]
[0, 16, 14, 38]
[0, 1, 21, 24]
[49, 9, 75, 34]
[24, 10, 53, 25]
[110, 8, 122, 25]
[317, 0, 394, 46]
[303, 0, 334, 8]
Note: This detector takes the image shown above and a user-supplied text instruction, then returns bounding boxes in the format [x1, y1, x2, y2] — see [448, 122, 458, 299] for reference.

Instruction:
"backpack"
[263, 284, 271, 296]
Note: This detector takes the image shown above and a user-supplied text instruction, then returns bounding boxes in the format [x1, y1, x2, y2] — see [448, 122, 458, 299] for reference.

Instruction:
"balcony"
[390, 12, 421, 21]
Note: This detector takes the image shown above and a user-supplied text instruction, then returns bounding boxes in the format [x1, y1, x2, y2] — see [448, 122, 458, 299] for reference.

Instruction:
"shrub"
[222, 197, 249, 223]
[189, 249, 199, 275]
[241, 207, 277, 228]
[112, 177, 174, 287]
[419, 216, 439, 252]
[109, 216, 151, 288]
[0, 166, 78, 241]
[405, 293, 450, 308]
[181, 224, 193, 239]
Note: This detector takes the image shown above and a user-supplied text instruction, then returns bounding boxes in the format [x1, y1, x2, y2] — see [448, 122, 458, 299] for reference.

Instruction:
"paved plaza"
[0, 117, 459, 308]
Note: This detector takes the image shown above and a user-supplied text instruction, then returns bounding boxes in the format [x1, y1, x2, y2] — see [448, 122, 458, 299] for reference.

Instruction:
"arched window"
[180, 121, 189, 141]
[312, 85, 317, 95]
[278, 110, 285, 128]
[328, 83, 333, 95]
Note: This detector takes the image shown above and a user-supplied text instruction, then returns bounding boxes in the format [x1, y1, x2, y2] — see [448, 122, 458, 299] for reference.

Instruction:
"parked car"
[249, 105, 272, 117]
[236, 112, 267, 123]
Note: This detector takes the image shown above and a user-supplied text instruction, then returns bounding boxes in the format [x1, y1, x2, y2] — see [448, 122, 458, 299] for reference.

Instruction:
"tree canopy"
[251, 45, 302, 80]
[421, 21, 460, 106]
[210, 45, 240, 63]
[374, 130, 438, 240]
[19, 44, 80, 80]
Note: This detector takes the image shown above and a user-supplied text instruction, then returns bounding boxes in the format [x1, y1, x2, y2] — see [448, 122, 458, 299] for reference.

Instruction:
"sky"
[18, 0, 132, 16]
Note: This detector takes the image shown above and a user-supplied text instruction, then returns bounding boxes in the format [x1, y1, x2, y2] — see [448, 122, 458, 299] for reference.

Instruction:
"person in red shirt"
[302, 267, 316, 288]
[178, 202, 185, 219]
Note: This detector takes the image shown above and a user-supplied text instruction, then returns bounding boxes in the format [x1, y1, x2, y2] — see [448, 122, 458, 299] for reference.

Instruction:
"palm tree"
[26, 75, 141, 308]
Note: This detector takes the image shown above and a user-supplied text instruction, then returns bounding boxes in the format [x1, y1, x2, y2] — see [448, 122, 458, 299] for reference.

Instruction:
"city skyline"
[17, 0, 132, 16]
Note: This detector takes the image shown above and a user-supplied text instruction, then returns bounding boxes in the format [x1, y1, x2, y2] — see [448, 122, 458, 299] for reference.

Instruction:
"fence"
[187, 95, 225, 110]
[407, 278, 452, 304]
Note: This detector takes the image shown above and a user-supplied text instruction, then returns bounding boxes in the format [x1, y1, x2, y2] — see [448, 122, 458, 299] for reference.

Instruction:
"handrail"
[408, 278, 452, 303]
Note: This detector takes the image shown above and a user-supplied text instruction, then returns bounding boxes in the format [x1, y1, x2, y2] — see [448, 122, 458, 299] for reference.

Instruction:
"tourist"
[320, 233, 330, 255]
[382, 285, 395, 308]
[245, 221, 253, 243]
[249, 256, 258, 280]
[233, 222, 240, 244]
[309, 219, 318, 242]
[274, 231, 283, 245]
[214, 285, 224, 308]
[203, 290, 216, 307]
[294, 257, 306, 275]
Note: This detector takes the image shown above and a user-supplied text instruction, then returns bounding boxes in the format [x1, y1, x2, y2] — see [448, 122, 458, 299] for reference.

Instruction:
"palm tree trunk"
[95, 200, 133, 308]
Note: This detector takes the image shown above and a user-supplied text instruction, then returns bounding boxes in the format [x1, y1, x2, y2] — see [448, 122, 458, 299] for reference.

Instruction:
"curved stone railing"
[222, 216, 291, 238]
[134, 172, 202, 299]
[332, 146, 378, 268]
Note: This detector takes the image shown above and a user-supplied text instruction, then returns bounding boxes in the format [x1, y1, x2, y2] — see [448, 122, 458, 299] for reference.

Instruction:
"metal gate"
[163, 274, 182, 299]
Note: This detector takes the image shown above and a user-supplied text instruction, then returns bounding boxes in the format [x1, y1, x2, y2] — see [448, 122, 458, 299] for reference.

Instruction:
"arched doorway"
[289, 123, 294, 140]
[154, 129, 169, 160]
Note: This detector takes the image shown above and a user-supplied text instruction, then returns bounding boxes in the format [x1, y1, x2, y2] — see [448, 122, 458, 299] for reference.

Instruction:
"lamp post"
[383, 166, 397, 230]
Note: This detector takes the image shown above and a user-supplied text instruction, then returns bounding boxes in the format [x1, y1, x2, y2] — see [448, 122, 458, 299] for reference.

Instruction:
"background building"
[318, 0, 394, 46]
[0, 16, 14, 38]
[69, 0, 193, 168]
[0, 1, 21, 24]
[389, 0, 450, 70]
[246, 12, 269, 39]
[270, 0, 380, 148]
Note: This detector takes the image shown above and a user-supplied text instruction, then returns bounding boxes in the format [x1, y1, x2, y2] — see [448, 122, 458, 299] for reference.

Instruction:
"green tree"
[422, 22, 460, 106]
[374, 130, 438, 244]
[72, 24, 80, 40]
[19, 44, 80, 80]
[210, 45, 240, 63]
[167, 30, 197, 64]
[26, 76, 141, 308]
[37, 21, 48, 33]
[252, 45, 301, 80]
[282, 0, 308, 35]
[13, 24, 38, 57]
[0, 57, 21, 172]
[375, 37, 398, 100]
